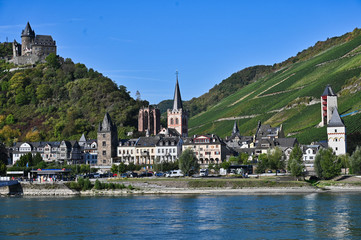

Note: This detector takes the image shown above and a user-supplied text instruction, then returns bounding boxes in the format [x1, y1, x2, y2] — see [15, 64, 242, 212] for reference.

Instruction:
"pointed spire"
[322, 84, 336, 97]
[173, 71, 183, 110]
[232, 120, 239, 134]
[100, 112, 113, 132]
[79, 133, 86, 142]
[22, 22, 35, 37]
[328, 108, 345, 127]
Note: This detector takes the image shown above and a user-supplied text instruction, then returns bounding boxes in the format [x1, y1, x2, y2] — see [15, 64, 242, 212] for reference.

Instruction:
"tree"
[256, 153, 268, 174]
[33, 152, 43, 166]
[314, 148, 341, 180]
[267, 147, 285, 175]
[240, 153, 250, 165]
[287, 144, 305, 178]
[0, 143, 8, 175]
[350, 146, 361, 174]
[45, 53, 60, 69]
[17, 153, 33, 167]
[178, 149, 199, 176]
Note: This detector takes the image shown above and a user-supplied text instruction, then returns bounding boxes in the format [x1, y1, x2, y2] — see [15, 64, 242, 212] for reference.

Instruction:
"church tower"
[320, 85, 337, 127]
[21, 22, 35, 56]
[97, 113, 118, 166]
[327, 108, 346, 155]
[167, 72, 188, 137]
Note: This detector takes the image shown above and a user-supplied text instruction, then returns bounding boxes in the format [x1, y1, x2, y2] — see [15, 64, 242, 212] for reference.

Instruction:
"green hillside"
[188, 28, 361, 148]
[0, 52, 147, 145]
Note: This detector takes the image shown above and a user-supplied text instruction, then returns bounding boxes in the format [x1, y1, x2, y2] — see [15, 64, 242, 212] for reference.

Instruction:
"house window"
[336, 147, 338, 151]
[102, 141, 106, 146]
[335, 129, 337, 133]
[170, 118, 174, 125]
[103, 160, 106, 163]
[176, 118, 179, 124]
[102, 151, 106, 155]
[103, 134, 106, 138]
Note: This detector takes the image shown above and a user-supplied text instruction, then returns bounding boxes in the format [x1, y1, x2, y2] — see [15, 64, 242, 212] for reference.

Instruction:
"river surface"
[1, 193, 361, 239]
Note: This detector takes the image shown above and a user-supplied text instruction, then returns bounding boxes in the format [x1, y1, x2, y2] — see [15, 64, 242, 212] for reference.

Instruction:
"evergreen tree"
[314, 148, 341, 179]
[267, 147, 285, 175]
[287, 144, 305, 178]
[350, 146, 361, 174]
[179, 149, 199, 176]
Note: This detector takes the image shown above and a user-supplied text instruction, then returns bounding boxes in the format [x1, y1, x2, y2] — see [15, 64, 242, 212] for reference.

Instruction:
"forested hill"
[0, 52, 148, 145]
[188, 28, 361, 152]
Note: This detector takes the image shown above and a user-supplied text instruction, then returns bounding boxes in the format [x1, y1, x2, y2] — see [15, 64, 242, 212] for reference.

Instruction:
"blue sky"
[0, 0, 361, 104]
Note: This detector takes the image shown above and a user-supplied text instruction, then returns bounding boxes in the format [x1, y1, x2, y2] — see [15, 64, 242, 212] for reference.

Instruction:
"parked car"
[121, 173, 129, 178]
[139, 172, 154, 177]
[267, 170, 273, 173]
[156, 172, 164, 177]
[167, 170, 184, 177]
[200, 169, 209, 177]
[93, 173, 101, 178]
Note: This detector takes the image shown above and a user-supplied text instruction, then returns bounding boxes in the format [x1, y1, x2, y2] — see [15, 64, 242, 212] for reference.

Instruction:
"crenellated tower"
[327, 108, 346, 155]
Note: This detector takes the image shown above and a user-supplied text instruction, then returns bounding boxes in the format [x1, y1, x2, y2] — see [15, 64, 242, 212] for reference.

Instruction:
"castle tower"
[138, 106, 160, 135]
[167, 72, 188, 137]
[97, 113, 118, 166]
[320, 85, 337, 127]
[21, 22, 35, 56]
[327, 108, 346, 155]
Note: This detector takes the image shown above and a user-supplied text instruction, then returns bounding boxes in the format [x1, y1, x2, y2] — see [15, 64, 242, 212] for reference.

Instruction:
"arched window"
[170, 118, 174, 125]
[176, 118, 179, 124]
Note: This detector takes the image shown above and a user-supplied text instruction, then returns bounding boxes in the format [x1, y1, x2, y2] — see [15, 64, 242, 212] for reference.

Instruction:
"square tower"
[327, 108, 346, 155]
[320, 85, 337, 127]
[167, 72, 188, 137]
[97, 113, 118, 166]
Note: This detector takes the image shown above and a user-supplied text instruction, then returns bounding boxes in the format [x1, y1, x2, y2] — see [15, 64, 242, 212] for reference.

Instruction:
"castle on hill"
[10, 22, 57, 65]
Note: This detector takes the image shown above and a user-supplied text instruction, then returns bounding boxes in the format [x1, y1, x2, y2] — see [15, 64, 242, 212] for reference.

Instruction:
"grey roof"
[79, 133, 86, 143]
[157, 137, 180, 146]
[33, 35, 55, 46]
[172, 77, 183, 110]
[136, 136, 160, 147]
[322, 84, 336, 97]
[328, 108, 345, 127]
[274, 138, 298, 148]
[98, 112, 116, 132]
[21, 22, 35, 37]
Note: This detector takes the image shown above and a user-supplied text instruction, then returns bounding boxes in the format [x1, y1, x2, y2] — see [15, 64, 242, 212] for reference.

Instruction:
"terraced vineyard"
[188, 29, 361, 146]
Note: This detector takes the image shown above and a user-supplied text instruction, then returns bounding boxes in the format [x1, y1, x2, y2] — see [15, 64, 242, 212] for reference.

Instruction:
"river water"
[1, 193, 361, 239]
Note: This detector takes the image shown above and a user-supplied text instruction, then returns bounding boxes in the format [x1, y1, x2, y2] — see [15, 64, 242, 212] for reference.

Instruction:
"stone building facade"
[97, 113, 118, 166]
[138, 106, 160, 135]
[11, 22, 57, 65]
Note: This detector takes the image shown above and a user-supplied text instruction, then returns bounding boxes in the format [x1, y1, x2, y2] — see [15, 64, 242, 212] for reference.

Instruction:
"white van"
[200, 169, 208, 177]
[168, 170, 184, 177]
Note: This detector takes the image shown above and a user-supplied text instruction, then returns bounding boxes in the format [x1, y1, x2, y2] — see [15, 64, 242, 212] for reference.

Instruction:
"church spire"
[232, 120, 239, 134]
[172, 71, 183, 110]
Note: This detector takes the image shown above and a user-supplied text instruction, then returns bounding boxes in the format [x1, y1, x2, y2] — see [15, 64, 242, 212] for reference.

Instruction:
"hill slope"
[188, 28, 361, 148]
[0, 53, 147, 145]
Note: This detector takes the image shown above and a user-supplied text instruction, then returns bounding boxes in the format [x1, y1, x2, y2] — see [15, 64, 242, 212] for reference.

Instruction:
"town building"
[11, 22, 57, 65]
[117, 139, 137, 165]
[182, 134, 229, 167]
[302, 144, 322, 174]
[167, 72, 188, 137]
[97, 113, 118, 166]
[138, 106, 160, 136]
[156, 136, 182, 163]
[320, 85, 338, 127]
[327, 108, 346, 155]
